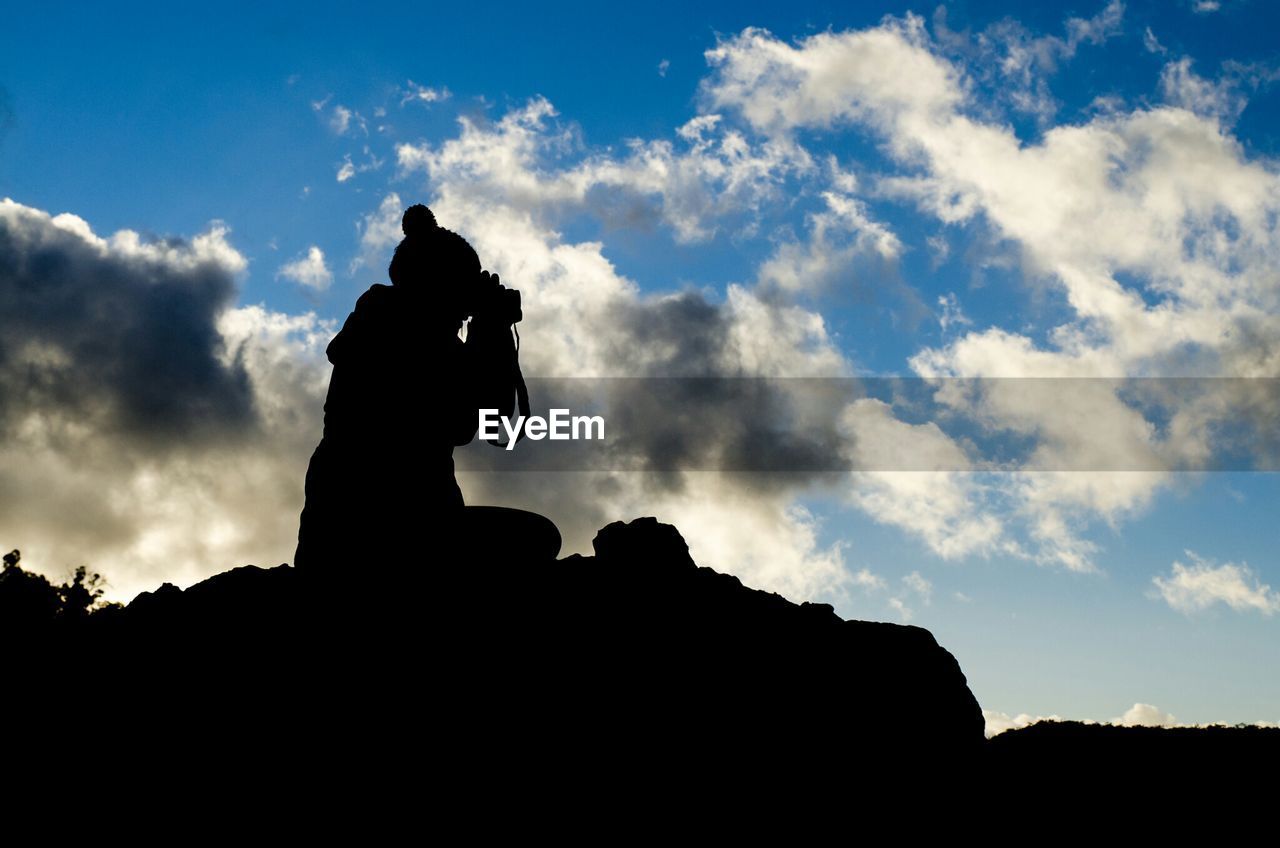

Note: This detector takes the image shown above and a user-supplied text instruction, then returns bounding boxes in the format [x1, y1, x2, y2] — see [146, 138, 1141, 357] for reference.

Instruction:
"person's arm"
[452, 273, 521, 446]
[449, 325, 516, 446]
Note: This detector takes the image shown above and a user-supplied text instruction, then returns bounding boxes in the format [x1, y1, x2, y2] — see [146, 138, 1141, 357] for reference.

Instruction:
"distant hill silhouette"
[988, 719, 1280, 765]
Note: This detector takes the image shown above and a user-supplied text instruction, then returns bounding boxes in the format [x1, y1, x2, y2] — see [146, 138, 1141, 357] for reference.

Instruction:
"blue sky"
[3, 0, 1279, 731]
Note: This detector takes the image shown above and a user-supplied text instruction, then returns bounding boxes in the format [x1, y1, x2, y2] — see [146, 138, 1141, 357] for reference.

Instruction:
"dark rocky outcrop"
[12, 519, 1278, 818]
[15, 516, 983, 798]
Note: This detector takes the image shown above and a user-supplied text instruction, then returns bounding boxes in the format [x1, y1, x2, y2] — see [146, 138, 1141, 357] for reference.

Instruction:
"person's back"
[294, 208, 483, 575]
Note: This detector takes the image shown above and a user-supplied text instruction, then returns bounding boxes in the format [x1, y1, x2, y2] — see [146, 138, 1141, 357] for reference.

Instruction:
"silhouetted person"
[294, 204, 559, 581]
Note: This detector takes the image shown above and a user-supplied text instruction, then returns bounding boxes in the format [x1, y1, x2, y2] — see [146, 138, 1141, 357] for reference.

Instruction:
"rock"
[592, 516, 697, 570]
[124, 581, 183, 617]
[16, 515, 986, 785]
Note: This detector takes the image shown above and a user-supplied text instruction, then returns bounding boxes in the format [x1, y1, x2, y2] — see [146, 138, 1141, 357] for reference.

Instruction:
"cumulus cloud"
[398, 98, 815, 244]
[703, 17, 962, 137]
[277, 246, 333, 291]
[984, 702, 1177, 736]
[1115, 703, 1177, 727]
[0, 199, 332, 600]
[352, 192, 404, 275]
[839, 398, 1005, 561]
[0, 199, 252, 446]
[983, 708, 1066, 737]
[1152, 552, 1280, 615]
[756, 160, 907, 300]
[701, 13, 1280, 570]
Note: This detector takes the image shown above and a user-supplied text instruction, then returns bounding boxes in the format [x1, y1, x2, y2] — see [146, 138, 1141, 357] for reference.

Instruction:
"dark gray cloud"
[0, 204, 255, 452]
[0, 201, 330, 600]
[456, 286, 861, 487]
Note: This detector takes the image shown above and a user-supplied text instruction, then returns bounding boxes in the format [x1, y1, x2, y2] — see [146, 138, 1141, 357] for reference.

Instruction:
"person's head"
[392, 204, 482, 325]
[402, 203, 436, 237]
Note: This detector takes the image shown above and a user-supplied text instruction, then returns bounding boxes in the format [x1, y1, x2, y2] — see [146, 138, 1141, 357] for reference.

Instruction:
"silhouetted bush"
[0, 549, 119, 632]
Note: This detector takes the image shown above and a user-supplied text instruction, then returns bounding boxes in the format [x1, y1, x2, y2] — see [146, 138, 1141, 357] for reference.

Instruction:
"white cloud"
[277, 246, 333, 291]
[351, 192, 404, 275]
[983, 709, 1066, 737]
[1153, 552, 1280, 615]
[962, 1, 1125, 121]
[703, 17, 962, 137]
[937, 292, 970, 333]
[336, 148, 384, 183]
[888, 569, 933, 620]
[902, 570, 932, 602]
[851, 567, 886, 591]
[324, 104, 366, 136]
[1159, 58, 1248, 125]
[1115, 703, 1177, 727]
[701, 15, 1280, 570]
[331, 105, 352, 134]
[1142, 27, 1166, 55]
[839, 399, 1005, 561]
[401, 80, 451, 106]
[1159, 57, 1280, 127]
[888, 596, 912, 621]
[985, 702, 1270, 736]
[756, 167, 902, 296]
[398, 96, 814, 244]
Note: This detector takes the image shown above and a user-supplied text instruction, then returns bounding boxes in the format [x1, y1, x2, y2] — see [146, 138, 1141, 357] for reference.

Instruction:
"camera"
[471, 271, 523, 326]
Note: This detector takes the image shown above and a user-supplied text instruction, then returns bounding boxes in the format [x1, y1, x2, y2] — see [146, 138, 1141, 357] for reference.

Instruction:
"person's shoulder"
[354, 283, 398, 312]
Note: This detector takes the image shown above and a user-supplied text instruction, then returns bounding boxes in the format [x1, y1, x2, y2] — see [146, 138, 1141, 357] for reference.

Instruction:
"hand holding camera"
[472, 270, 522, 327]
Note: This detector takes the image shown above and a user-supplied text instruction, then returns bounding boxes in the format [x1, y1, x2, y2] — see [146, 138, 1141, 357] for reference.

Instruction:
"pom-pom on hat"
[402, 203, 437, 237]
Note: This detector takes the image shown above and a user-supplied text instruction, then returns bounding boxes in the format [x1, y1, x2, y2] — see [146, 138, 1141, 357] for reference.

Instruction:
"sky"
[2, 0, 1279, 733]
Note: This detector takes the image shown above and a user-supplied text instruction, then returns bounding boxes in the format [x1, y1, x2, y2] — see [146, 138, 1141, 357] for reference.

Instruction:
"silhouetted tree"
[58, 565, 111, 619]
[0, 549, 119, 632]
